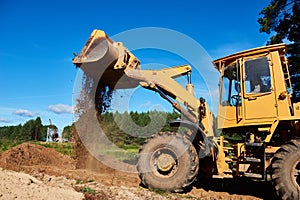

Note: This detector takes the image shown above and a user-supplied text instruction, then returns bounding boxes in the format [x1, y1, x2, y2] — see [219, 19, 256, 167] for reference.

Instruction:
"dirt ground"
[0, 143, 277, 200]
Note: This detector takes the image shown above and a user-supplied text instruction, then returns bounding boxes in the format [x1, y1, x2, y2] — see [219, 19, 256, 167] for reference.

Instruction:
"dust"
[73, 71, 128, 175]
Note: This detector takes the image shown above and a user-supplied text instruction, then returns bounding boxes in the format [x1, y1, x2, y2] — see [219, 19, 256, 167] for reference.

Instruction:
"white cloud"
[48, 104, 73, 114]
[139, 100, 151, 108]
[13, 109, 36, 117]
[0, 118, 11, 123]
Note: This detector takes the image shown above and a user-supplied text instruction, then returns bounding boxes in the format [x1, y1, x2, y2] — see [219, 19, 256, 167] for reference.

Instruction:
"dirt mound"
[0, 143, 74, 171]
[0, 142, 140, 187]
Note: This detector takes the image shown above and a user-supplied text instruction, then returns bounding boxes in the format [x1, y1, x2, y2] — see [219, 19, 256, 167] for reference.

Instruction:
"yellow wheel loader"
[73, 29, 300, 199]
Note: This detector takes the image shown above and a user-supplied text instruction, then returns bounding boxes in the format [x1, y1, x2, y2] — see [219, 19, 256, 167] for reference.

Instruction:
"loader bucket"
[72, 29, 140, 89]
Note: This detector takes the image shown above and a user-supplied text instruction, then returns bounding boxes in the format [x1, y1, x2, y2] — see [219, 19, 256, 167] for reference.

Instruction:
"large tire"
[137, 132, 199, 192]
[271, 139, 300, 200]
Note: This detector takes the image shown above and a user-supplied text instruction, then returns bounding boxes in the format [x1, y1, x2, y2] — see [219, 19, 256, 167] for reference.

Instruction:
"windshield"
[220, 61, 241, 106]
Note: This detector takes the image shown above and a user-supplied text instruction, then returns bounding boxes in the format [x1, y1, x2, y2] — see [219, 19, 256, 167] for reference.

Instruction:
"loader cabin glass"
[244, 57, 271, 94]
[220, 56, 272, 107]
[220, 61, 241, 107]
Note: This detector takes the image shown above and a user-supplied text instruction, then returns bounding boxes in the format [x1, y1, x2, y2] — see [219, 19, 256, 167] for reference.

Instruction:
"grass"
[0, 139, 23, 153]
[0, 138, 139, 163]
[34, 140, 140, 161]
[150, 188, 169, 196]
[0, 139, 75, 157]
[100, 145, 139, 162]
[33, 141, 75, 156]
[122, 144, 140, 153]
[76, 187, 96, 195]
[75, 179, 95, 184]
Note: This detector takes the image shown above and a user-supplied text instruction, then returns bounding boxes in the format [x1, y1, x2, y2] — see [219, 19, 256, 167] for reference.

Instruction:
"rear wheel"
[137, 132, 199, 192]
[271, 139, 300, 200]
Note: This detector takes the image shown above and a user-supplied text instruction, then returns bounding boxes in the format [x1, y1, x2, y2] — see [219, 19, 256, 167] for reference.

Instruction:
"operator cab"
[213, 44, 292, 129]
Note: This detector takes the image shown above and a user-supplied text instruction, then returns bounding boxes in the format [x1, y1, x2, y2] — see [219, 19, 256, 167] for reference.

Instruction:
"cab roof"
[213, 43, 287, 72]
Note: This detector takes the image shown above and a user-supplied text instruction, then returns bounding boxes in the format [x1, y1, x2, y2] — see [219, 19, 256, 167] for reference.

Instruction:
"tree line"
[0, 117, 59, 141]
[0, 111, 187, 147]
[99, 111, 181, 148]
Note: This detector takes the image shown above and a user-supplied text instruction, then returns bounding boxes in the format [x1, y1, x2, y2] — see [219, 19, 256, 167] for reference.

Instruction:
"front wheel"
[137, 132, 199, 192]
[271, 139, 300, 200]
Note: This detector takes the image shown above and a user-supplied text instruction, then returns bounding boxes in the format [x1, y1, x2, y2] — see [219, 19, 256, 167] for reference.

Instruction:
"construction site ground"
[0, 143, 277, 200]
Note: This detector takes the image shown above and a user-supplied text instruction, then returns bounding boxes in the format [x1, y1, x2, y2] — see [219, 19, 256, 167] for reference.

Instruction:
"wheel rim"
[291, 159, 300, 189]
[151, 147, 178, 178]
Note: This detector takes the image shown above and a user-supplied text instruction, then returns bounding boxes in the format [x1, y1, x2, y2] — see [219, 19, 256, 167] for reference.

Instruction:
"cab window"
[244, 57, 271, 94]
[220, 61, 241, 106]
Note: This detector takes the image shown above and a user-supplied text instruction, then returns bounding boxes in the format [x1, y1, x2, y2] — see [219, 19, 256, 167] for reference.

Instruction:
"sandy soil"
[0, 143, 277, 200]
[0, 168, 84, 200]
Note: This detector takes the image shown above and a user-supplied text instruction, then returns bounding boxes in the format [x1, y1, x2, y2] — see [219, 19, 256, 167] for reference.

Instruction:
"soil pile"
[0, 142, 139, 187]
[0, 143, 74, 171]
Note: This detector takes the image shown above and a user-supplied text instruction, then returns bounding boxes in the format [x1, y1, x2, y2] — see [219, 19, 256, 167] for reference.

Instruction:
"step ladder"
[282, 56, 293, 93]
[237, 142, 266, 180]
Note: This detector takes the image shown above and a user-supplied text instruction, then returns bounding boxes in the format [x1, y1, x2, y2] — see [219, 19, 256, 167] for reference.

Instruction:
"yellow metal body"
[73, 29, 300, 181]
[213, 44, 300, 142]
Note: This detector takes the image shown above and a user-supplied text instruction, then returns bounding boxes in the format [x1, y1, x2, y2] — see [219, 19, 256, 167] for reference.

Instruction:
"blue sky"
[0, 0, 270, 129]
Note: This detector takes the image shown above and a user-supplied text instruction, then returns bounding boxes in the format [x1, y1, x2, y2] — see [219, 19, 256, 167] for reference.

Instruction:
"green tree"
[258, 0, 300, 102]
[33, 117, 42, 140]
[18, 117, 43, 141]
[62, 124, 73, 140]
[12, 124, 22, 139]
[22, 119, 35, 140]
[40, 126, 48, 140]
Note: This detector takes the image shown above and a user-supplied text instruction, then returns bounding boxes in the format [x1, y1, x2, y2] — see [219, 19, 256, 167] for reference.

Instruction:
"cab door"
[218, 60, 243, 129]
[242, 56, 277, 122]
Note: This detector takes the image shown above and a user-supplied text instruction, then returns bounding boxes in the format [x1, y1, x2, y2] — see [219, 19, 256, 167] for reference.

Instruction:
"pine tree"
[34, 117, 42, 141]
[258, 0, 300, 101]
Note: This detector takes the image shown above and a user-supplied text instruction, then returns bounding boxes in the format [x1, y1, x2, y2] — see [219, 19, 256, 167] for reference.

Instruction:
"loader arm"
[73, 29, 215, 137]
[125, 65, 214, 136]
[125, 65, 198, 120]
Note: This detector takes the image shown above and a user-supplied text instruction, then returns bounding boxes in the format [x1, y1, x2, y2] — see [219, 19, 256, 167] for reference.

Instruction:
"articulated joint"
[199, 97, 206, 120]
[168, 119, 205, 142]
[169, 119, 213, 157]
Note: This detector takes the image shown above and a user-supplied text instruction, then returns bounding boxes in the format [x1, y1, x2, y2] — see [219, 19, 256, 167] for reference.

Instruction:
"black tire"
[196, 138, 216, 178]
[271, 139, 300, 200]
[137, 132, 199, 192]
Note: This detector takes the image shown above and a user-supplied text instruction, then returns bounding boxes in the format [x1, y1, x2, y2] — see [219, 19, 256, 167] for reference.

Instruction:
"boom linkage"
[124, 65, 199, 123]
